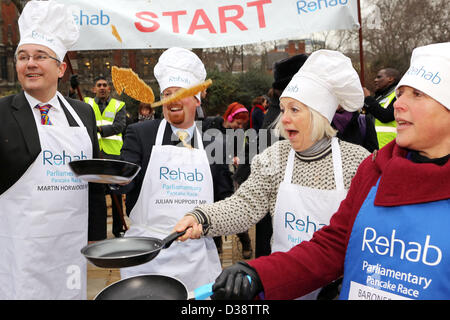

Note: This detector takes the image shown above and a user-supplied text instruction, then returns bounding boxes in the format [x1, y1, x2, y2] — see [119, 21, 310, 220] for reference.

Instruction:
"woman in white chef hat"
[183, 43, 450, 300]
[174, 50, 371, 299]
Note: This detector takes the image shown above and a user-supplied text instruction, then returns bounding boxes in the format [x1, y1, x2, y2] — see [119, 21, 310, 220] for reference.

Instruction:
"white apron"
[0, 92, 92, 299]
[272, 137, 347, 299]
[121, 119, 222, 291]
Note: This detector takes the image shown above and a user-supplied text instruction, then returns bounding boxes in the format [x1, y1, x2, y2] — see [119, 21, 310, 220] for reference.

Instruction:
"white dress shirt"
[25, 91, 70, 127]
[170, 122, 195, 143]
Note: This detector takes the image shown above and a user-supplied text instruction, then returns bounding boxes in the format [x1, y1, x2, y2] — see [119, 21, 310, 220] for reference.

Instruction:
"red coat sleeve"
[248, 155, 380, 300]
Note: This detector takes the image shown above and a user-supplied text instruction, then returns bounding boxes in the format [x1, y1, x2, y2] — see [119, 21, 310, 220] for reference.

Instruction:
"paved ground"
[87, 197, 255, 300]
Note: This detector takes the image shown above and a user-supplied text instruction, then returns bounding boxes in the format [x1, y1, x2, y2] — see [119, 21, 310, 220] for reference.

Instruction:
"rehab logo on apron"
[40, 148, 88, 188]
[158, 166, 206, 201]
[272, 138, 347, 252]
[341, 180, 450, 300]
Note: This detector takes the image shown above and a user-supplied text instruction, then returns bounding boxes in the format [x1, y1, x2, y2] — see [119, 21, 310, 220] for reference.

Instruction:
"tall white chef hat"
[280, 50, 364, 123]
[17, 0, 79, 62]
[154, 47, 206, 102]
[396, 42, 450, 110]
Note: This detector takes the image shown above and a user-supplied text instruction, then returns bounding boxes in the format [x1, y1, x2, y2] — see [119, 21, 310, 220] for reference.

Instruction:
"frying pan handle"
[162, 230, 187, 249]
[162, 223, 209, 249]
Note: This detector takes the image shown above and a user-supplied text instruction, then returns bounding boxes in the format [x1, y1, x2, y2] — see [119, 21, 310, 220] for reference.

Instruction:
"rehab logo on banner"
[296, 0, 349, 14]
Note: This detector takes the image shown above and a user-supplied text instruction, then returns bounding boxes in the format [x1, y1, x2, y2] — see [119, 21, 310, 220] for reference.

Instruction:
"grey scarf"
[297, 137, 332, 158]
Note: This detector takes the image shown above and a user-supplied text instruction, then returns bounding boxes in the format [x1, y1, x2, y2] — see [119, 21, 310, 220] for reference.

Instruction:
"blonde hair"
[276, 107, 337, 142]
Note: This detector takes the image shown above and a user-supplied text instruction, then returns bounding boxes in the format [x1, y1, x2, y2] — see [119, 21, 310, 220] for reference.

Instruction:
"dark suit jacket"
[118, 119, 234, 216]
[0, 91, 100, 193]
[0, 91, 102, 238]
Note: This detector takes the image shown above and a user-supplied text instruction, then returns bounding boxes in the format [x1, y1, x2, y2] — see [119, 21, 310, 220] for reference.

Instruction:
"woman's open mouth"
[286, 129, 298, 139]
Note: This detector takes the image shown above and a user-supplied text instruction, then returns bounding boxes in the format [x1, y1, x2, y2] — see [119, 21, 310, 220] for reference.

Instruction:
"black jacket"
[333, 112, 379, 153]
[0, 91, 99, 194]
[202, 116, 248, 165]
[118, 119, 234, 215]
[364, 84, 397, 123]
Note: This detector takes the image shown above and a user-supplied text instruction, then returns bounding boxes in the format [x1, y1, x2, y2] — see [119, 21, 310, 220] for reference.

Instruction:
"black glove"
[70, 74, 79, 89]
[211, 261, 263, 300]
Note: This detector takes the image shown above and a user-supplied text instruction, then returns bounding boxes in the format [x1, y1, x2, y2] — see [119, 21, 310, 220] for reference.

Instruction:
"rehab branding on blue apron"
[341, 180, 450, 300]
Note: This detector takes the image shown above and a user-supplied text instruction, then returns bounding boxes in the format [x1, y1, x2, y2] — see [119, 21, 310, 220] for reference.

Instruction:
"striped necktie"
[176, 130, 193, 149]
[36, 104, 53, 125]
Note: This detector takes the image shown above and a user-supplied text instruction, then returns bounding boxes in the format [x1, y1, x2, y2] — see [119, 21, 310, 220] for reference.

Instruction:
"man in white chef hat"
[119, 47, 233, 292]
[0, 0, 100, 299]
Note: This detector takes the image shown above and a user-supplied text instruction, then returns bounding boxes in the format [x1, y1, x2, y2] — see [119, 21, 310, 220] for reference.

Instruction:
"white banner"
[54, 0, 360, 50]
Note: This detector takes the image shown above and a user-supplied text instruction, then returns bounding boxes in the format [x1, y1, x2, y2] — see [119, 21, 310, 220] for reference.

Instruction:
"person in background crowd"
[204, 42, 450, 301]
[332, 106, 378, 153]
[138, 102, 154, 122]
[84, 76, 127, 238]
[363, 68, 401, 149]
[84, 76, 127, 156]
[203, 102, 249, 165]
[262, 54, 309, 133]
[68, 74, 79, 99]
[222, 102, 249, 130]
[249, 95, 268, 132]
[175, 49, 371, 299]
[116, 47, 234, 292]
[203, 102, 253, 258]
[0, 0, 99, 299]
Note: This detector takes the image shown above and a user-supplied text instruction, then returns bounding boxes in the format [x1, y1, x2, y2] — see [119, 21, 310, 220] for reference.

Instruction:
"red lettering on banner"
[218, 5, 248, 33]
[134, 1, 272, 34]
[162, 10, 187, 33]
[135, 11, 160, 32]
[187, 9, 217, 34]
[247, 0, 271, 28]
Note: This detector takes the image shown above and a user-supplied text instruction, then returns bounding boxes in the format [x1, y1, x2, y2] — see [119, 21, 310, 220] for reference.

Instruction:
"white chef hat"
[154, 47, 206, 102]
[280, 50, 364, 123]
[17, 0, 79, 62]
[396, 42, 450, 110]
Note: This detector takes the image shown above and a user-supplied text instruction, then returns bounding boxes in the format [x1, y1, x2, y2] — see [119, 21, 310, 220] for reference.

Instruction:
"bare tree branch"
[362, 0, 449, 75]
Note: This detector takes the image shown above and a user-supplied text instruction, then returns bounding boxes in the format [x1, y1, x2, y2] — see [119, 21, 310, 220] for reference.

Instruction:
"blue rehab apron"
[340, 179, 450, 300]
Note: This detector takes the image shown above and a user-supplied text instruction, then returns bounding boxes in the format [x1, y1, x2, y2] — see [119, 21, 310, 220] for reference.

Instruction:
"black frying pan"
[94, 274, 218, 300]
[95, 275, 188, 300]
[81, 230, 186, 268]
[68, 159, 141, 184]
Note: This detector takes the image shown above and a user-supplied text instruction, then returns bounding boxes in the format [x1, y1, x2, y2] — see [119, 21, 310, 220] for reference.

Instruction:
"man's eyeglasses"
[15, 52, 60, 64]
